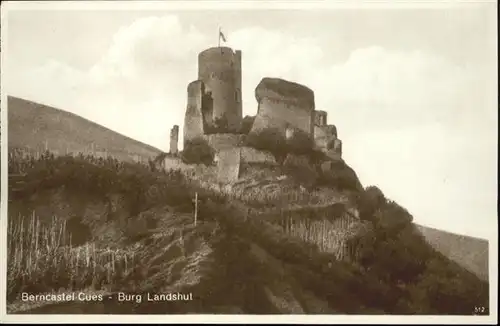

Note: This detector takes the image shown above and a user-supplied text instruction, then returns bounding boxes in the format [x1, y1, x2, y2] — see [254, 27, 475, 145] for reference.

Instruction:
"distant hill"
[416, 224, 489, 282]
[7, 96, 163, 162]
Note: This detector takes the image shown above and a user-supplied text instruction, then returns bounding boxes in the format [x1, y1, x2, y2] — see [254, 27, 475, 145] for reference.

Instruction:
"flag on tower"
[219, 30, 227, 42]
[219, 27, 227, 46]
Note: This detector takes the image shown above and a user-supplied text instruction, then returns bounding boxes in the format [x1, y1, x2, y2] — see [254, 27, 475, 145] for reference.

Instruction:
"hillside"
[416, 225, 489, 282]
[7, 96, 162, 163]
[5, 97, 490, 315]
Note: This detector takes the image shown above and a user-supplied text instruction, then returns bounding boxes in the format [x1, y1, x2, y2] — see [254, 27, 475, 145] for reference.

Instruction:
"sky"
[2, 1, 498, 240]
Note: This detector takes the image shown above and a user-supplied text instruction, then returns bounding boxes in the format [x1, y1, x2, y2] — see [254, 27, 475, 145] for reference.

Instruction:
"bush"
[374, 200, 413, 231]
[286, 128, 314, 156]
[317, 161, 362, 192]
[244, 128, 288, 163]
[356, 185, 386, 221]
[239, 115, 255, 134]
[9, 148, 195, 215]
[282, 157, 318, 189]
[181, 137, 215, 166]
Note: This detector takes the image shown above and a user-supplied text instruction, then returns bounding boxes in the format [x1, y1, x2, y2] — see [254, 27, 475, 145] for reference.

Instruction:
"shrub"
[244, 128, 288, 163]
[9, 148, 195, 214]
[181, 137, 214, 166]
[317, 161, 362, 192]
[283, 164, 318, 190]
[239, 115, 255, 134]
[374, 200, 413, 231]
[212, 114, 229, 133]
[356, 185, 386, 221]
[286, 128, 314, 156]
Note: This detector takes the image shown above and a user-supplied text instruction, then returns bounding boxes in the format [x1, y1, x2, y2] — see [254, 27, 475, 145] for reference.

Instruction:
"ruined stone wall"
[216, 147, 241, 184]
[234, 50, 243, 124]
[169, 125, 179, 154]
[314, 110, 328, 126]
[250, 78, 315, 138]
[314, 125, 338, 153]
[203, 133, 245, 152]
[184, 80, 205, 147]
[162, 156, 193, 172]
[330, 138, 342, 157]
[198, 47, 242, 133]
[240, 146, 277, 165]
[312, 109, 342, 160]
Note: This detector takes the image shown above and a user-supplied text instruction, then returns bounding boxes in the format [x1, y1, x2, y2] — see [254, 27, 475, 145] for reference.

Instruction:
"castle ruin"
[181, 45, 343, 179]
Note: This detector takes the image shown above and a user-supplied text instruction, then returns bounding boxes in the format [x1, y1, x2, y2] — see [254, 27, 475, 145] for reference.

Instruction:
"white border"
[0, 0, 497, 324]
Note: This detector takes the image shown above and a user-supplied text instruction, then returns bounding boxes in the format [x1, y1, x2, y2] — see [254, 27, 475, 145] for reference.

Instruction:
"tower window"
[235, 89, 240, 102]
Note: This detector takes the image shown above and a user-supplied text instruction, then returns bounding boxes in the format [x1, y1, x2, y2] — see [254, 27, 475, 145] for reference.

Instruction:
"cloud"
[228, 26, 325, 113]
[8, 14, 210, 149]
[89, 15, 207, 84]
[13, 16, 492, 147]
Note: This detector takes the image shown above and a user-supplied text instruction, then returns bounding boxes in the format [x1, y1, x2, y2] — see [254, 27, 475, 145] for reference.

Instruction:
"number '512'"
[474, 306, 486, 314]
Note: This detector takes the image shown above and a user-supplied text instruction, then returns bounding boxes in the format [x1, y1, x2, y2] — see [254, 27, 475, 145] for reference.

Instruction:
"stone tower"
[198, 46, 242, 132]
[170, 125, 179, 155]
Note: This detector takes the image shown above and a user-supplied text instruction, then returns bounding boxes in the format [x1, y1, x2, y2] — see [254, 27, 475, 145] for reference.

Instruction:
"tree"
[213, 114, 229, 132]
[286, 128, 314, 155]
[239, 115, 255, 134]
[357, 185, 386, 221]
[181, 137, 215, 166]
[244, 128, 288, 163]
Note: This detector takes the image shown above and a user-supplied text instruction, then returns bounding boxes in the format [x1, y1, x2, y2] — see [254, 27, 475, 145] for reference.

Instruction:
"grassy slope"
[6, 97, 490, 314]
[7, 96, 162, 162]
[415, 224, 489, 282]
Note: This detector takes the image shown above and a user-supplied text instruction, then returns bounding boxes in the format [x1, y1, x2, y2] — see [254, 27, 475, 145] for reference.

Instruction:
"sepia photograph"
[0, 0, 497, 323]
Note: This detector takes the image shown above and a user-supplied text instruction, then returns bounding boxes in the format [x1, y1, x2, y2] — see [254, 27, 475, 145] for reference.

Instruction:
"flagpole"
[218, 26, 221, 48]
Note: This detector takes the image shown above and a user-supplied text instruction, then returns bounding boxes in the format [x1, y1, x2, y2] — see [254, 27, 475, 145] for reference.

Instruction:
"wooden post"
[194, 192, 198, 226]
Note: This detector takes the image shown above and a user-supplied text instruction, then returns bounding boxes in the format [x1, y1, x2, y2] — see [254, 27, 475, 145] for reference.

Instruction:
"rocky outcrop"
[250, 78, 315, 137]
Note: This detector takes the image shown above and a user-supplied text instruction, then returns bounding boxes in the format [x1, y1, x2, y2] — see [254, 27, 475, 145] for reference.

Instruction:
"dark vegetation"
[180, 137, 215, 166]
[239, 115, 255, 134]
[7, 148, 489, 315]
[205, 114, 230, 134]
[245, 128, 361, 192]
[7, 148, 228, 304]
[8, 97, 489, 314]
[352, 185, 489, 314]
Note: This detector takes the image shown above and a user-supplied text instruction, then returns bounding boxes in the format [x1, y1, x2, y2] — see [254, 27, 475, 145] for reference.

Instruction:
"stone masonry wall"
[198, 46, 242, 133]
[216, 147, 241, 184]
[184, 80, 205, 147]
[203, 133, 246, 152]
[169, 125, 179, 154]
[250, 78, 315, 138]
